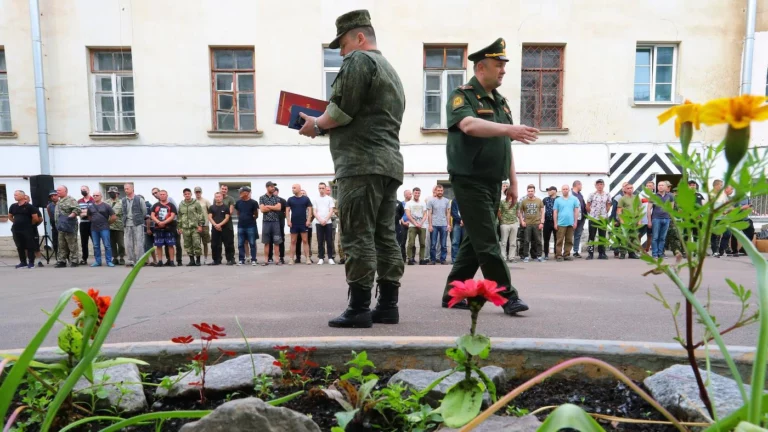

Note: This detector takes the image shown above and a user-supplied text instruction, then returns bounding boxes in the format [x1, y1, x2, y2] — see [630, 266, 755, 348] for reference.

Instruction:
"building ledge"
[631, 102, 679, 108]
[539, 128, 569, 135]
[89, 132, 139, 140]
[207, 130, 264, 138]
[0, 132, 18, 139]
[421, 128, 448, 135]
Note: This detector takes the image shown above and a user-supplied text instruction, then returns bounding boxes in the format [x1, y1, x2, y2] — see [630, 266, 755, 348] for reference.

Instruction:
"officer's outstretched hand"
[507, 125, 539, 144]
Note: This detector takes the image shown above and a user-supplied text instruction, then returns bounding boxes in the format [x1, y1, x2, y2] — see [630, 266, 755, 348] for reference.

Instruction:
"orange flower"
[71, 288, 111, 321]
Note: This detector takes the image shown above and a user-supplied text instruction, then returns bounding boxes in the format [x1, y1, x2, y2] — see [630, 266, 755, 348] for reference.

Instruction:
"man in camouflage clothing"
[177, 188, 205, 266]
[299, 10, 405, 328]
[106, 186, 125, 265]
[440, 38, 539, 315]
[53, 185, 81, 267]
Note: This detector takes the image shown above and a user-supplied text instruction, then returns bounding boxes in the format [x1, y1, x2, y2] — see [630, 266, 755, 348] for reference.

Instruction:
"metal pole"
[29, 0, 50, 175]
[740, 0, 757, 95]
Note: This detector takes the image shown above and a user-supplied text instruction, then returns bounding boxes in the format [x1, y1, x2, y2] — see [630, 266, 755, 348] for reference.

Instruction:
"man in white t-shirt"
[405, 187, 429, 265]
[312, 182, 336, 265]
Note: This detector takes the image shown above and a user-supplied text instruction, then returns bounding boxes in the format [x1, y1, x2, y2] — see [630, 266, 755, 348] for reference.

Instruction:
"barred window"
[520, 46, 564, 129]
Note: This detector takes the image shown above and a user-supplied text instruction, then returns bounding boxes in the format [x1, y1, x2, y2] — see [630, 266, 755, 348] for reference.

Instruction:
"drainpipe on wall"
[740, 0, 757, 95]
[29, 0, 50, 175]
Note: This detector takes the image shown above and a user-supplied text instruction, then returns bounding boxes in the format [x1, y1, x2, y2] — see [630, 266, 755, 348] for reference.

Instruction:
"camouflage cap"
[107, 186, 119, 193]
[329, 9, 372, 49]
[468, 38, 509, 63]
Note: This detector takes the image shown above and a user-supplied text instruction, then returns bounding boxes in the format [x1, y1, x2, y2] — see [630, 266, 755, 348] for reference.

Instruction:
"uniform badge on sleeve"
[452, 95, 465, 110]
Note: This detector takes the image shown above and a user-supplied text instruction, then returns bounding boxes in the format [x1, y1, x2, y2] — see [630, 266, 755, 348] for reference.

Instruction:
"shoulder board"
[458, 85, 473, 90]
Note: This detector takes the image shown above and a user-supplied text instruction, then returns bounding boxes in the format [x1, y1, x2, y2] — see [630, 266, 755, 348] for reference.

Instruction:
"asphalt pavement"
[0, 254, 761, 350]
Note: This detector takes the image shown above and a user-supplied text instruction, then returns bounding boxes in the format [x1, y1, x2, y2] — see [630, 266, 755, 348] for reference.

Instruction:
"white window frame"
[323, 48, 341, 101]
[634, 44, 677, 103]
[0, 50, 11, 133]
[423, 70, 466, 129]
[91, 73, 135, 133]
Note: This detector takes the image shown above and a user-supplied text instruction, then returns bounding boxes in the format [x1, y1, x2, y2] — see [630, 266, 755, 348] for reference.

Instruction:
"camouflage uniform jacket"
[107, 198, 124, 231]
[178, 199, 204, 230]
[327, 50, 406, 182]
[55, 195, 79, 220]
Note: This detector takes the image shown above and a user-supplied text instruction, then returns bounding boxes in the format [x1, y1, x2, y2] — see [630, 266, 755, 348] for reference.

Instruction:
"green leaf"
[267, 390, 303, 406]
[41, 248, 155, 431]
[457, 334, 491, 358]
[96, 410, 210, 432]
[472, 365, 497, 402]
[92, 358, 150, 369]
[0, 288, 97, 424]
[358, 378, 379, 402]
[335, 409, 359, 429]
[347, 351, 375, 369]
[439, 378, 484, 428]
[95, 387, 110, 400]
[538, 404, 606, 432]
[735, 422, 768, 432]
[446, 347, 467, 364]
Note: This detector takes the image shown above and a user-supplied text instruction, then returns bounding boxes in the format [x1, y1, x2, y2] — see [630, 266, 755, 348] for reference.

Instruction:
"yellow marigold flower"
[657, 100, 701, 137]
[699, 95, 768, 129]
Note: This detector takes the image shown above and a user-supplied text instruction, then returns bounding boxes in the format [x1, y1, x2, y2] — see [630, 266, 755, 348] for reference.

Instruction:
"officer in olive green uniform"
[298, 10, 406, 328]
[441, 38, 538, 315]
[177, 188, 205, 266]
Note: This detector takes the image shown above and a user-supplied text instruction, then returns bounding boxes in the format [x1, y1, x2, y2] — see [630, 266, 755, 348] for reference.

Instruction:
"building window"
[323, 48, 342, 101]
[0, 50, 11, 132]
[90, 50, 135, 133]
[211, 48, 255, 131]
[423, 45, 466, 129]
[520, 45, 564, 130]
[634, 45, 677, 102]
[0, 184, 7, 217]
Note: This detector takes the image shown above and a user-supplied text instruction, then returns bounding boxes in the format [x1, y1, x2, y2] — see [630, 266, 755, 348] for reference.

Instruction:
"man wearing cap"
[439, 38, 539, 315]
[586, 179, 612, 260]
[106, 186, 125, 265]
[259, 182, 282, 265]
[541, 186, 558, 260]
[46, 190, 60, 261]
[297, 10, 407, 328]
[194, 187, 212, 265]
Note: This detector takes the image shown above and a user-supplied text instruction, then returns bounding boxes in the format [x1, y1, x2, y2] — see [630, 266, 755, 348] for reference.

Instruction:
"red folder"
[276, 91, 329, 126]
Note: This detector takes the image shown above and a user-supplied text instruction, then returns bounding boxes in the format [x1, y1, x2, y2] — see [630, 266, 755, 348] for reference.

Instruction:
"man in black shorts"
[286, 183, 313, 264]
[9, 190, 41, 269]
[150, 190, 178, 267]
[259, 181, 283, 265]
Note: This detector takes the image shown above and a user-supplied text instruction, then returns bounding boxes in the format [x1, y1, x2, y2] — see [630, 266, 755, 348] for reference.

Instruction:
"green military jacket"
[178, 199, 204, 230]
[107, 198, 124, 231]
[55, 195, 79, 220]
[327, 49, 405, 182]
[446, 75, 513, 182]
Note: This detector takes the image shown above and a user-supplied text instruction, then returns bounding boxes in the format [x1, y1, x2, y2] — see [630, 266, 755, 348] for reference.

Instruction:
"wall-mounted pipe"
[29, 0, 50, 175]
[740, 0, 757, 94]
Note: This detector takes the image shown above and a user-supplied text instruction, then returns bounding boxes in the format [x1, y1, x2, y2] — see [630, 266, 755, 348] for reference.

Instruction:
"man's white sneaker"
[237, 261, 244, 266]
[318, 259, 324, 265]
[252, 260, 257, 266]
[329, 259, 336, 265]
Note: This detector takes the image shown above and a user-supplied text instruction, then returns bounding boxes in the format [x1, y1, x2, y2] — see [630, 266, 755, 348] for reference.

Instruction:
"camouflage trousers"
[181, 228, 202, 256]
[337, 175, 404, 292]
[58, 231, 80, 263]
[666, 220, 683, 254]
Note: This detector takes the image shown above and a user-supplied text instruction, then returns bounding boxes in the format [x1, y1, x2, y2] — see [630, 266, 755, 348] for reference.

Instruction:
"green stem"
[663, 267, 748, 402]
[97, 411, 210, 432]
[267, 390, 304, 406]
[58, 416, 126, 432]
[730, 229, 768, 425]
[467, 309, 479, 381]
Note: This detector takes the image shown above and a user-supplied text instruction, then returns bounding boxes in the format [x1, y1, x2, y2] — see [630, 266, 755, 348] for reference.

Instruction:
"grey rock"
[73, 363, 147, 414]
[156, 354, 281, 398]
[179, 397, 320, 432]
[439, 415, 541, 432]
[644, 364, 755, 422]
[388, 366, 505, 407]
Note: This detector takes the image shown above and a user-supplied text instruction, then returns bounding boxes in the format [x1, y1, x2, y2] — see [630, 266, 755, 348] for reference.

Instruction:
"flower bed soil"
[10, 368, 676, 432]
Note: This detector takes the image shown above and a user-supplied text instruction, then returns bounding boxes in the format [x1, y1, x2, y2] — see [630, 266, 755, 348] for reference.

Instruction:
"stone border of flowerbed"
[2, 337, 755, 382]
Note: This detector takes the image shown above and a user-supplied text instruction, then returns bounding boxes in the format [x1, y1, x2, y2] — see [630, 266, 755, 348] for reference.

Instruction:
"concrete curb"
[2, 337, 755, 382]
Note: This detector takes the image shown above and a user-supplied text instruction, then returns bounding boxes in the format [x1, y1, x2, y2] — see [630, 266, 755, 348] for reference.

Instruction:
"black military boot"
[586, 246, 594, 260]
[195, 256, 201, 266]
[372, 283, 399, 324]
[328, 287, 373, 328]
[186, 256, 196, 267]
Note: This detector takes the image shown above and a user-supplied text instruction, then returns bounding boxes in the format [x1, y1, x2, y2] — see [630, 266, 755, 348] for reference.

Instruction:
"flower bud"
[724, 125, 750, 169]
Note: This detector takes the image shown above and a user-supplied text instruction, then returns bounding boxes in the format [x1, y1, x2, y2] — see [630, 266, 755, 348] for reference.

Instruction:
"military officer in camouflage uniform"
[53, 185, 81, 267]
[299, 10, 405, 328]
[106, 186, 125, 265]
[441, 38, 539, 315]
[177, 188, 205, 266]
